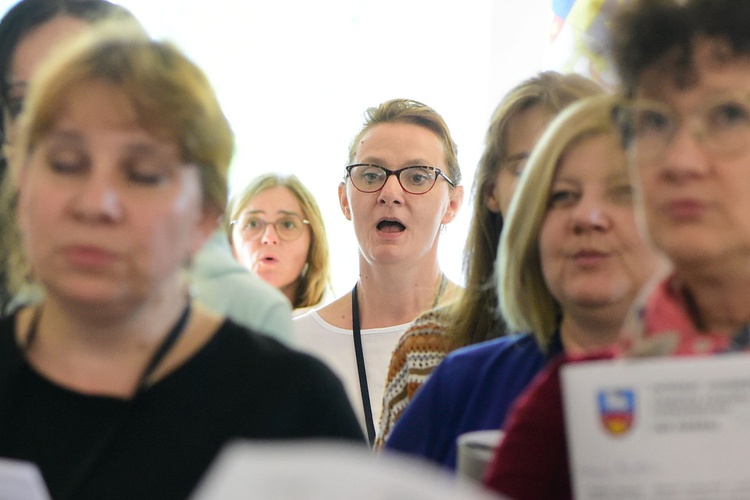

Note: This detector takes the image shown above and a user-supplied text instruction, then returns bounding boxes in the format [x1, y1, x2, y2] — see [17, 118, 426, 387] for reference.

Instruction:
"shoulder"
[393, 307, 452, 348]
[205, 320, 338, 384]
[310, 293, 351, 328]
[411, 306, 452, 329]
[442, 332, 542, 369]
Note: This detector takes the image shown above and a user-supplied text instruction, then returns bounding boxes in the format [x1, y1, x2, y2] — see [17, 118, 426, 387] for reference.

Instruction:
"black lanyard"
[351, 274, 447, 446]
[23, 302, 192, 499]
[351, 283, 376, 446]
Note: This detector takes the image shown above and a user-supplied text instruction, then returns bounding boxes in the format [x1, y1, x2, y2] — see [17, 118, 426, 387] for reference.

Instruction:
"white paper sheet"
[190, 440, 504, 500]
[0, 457, 51, 500]
[562, 355, 750, 500]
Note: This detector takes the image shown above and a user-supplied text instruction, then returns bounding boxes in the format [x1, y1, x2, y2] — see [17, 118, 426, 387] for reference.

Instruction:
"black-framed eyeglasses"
[614, 92, 750, 165]
[345, 164, 456, 195]
[230, 213, 310, 241]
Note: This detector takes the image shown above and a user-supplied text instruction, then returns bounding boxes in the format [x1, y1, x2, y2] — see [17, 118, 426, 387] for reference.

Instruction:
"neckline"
[21, 302, 192, 397]
[352, 272, 448, 320]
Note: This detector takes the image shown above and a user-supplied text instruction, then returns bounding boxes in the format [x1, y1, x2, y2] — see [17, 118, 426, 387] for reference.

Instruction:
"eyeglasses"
[345, 164, 455, 195]
[615, 92, 750, 165]
[230, 213, 310, 241]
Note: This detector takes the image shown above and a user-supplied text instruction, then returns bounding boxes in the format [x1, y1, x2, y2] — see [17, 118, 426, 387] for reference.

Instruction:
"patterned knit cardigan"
[375, 306, 454, 448]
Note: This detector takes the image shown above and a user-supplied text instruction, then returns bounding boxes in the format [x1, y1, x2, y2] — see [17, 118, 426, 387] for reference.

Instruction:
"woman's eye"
[125, 160, 171, 186]
[51, 161, 81, 174]
[280, 219, 297, 230]
[127, 169, 166, 185]
[47, 153, 85, 175]
[634, 109, 671, 136]
[548, 189, 577, 207]
[408, 173, 428, 184]
[709, 102, 750, 129]
[362, 172, 382, 183]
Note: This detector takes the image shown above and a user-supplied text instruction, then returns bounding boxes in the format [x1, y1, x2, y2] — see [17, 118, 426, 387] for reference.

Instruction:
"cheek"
[234, 240, 262, 268]
[538, 218, 563, 284]
[538, 214, 562, 260]
[290, 235, 311, 268]
[496, 171, 519, 215]
[17, 172, 58, 240]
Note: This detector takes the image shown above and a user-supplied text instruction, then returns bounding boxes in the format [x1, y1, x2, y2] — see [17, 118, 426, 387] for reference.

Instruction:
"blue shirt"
[385, 331, 562, 470]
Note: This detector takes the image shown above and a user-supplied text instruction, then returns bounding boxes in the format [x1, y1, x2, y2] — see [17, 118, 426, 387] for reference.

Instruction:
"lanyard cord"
[351, 273, 447, 446]
[351, 283, 376, 446]
[23, 302, 192, 499]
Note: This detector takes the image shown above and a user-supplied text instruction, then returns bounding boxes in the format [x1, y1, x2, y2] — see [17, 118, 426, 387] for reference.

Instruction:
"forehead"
[354, 122, 445, 166]
[637, 37, 750, 100]
[554, 133, 626, 181]
[505, 104, 552, 156]
[43, 79, 176, 146]
[245, 186, 302, 213]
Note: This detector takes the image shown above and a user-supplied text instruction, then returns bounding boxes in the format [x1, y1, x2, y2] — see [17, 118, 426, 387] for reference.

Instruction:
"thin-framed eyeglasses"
[345, 163, 456, 195]
[615, 92, 750, 165]
[230, 213, 310, 241]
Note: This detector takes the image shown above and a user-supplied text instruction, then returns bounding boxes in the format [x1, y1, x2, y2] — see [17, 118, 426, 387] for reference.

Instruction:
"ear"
[338, 181, 352, 220]
[441, 185, 464, 225]
[485, 180, 502, 213]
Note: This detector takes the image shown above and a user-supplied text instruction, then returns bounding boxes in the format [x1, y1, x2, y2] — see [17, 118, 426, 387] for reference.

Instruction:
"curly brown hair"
[611, 0, 750, 95]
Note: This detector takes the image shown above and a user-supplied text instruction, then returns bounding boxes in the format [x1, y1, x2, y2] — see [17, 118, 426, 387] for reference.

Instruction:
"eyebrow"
[45, 128, 174, 155]
[44, 130, 84, 145]
[244, 209, 301, 217]
[358, 158, 436, 168]
[504, 152, 530, 162]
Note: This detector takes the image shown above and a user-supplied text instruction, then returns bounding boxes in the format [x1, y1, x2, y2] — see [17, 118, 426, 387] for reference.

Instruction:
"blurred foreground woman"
[0, 26, 362, 500]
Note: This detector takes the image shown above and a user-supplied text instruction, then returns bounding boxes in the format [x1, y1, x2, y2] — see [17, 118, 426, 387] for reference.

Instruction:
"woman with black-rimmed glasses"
[293, 98, 464, 445]
[227, 172, 332, 315]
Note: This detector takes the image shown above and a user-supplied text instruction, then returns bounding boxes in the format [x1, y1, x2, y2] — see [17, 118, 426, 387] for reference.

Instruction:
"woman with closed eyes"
[0, 26, 363, 500]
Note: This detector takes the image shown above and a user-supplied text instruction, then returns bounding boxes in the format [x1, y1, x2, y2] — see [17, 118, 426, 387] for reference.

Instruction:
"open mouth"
[377, 219, 406, 233]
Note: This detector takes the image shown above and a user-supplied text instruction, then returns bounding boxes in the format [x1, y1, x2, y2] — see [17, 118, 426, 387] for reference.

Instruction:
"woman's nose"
[571, 197, 611, 233]
[658, 123, 711, 180]
[71, 173, 122, 222]
[377, 174, 404, 205]
[260, 222, 280, 244]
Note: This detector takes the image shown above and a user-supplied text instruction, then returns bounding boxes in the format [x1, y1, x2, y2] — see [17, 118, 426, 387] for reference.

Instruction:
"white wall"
[2, 0, 552, 297]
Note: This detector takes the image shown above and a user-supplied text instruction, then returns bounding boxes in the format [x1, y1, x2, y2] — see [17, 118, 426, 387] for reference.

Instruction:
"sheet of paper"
[562, 355, 750, 500]
[190, 440, 504, 500]
[0, 457, 51, 500]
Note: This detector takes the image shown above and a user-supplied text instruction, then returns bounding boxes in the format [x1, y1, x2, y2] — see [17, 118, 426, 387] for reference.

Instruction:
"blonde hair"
[347, 98, 461, 186]
[446, 71, 603, 348]
[227, 173, 330, 309]
[7, 24, 233, 290]
[497, 93, 624, 349]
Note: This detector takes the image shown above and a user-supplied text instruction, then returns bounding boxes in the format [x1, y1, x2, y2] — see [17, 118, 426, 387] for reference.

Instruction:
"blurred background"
[1, 0, 612, 296]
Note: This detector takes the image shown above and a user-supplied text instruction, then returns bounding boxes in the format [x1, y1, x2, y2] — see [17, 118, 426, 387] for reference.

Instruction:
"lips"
[664, 198, 708, 219]
[257, 254, 279, 264]
[376, 218, 406, 233]
[572, 249, 609, 267]
[64, 245, 119, 267]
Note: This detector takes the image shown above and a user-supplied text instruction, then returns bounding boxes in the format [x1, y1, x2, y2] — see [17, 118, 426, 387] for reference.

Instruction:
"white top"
[292, 310, 408, 434]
